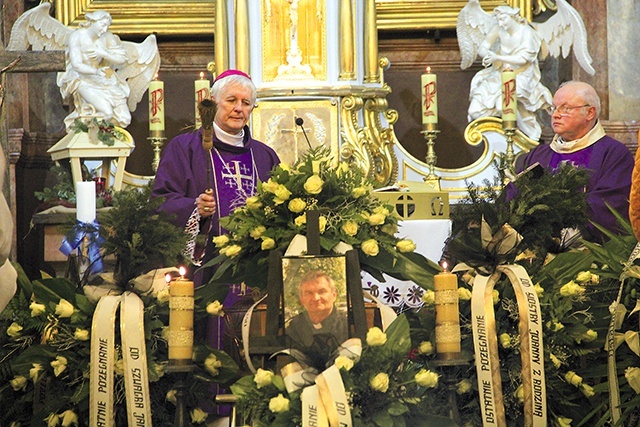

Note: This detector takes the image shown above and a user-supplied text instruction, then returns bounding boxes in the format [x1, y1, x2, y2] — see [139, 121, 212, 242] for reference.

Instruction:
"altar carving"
[457, 0, 594, 141]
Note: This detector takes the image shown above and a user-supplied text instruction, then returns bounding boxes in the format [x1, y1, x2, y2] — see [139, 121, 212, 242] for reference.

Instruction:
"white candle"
[195, 72, 211, 128]
[76, 181, 96, 223]
[421, 66, 438, 128]
[501, 67, 517, 124]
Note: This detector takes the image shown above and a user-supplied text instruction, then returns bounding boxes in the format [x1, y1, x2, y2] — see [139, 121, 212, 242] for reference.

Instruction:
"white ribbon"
[302, 385, 329, 427]
[315, 364, 352, 427]
[90, 292, 152, 426]
[241, 293, 268, 373]
[471, 264, 546, 427]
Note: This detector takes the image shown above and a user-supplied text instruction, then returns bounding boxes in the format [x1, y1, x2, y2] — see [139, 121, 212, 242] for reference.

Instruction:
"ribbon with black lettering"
[471, 264, 546, 427]
[89, 292, 152, 426]
[315, 364, 352, 427]
[90, 295, 121, 426]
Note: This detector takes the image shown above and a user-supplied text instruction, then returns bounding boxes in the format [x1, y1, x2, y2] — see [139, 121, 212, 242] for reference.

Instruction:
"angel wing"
[532, 0, 595, 75]
[456, 0, 496, 70]
[118, 36, 161, 111]
[6, 2, 70, 51]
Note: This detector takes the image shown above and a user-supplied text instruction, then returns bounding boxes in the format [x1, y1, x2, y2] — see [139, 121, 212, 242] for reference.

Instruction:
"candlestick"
[195, 72, 211, 128]
[169, 268, 194, 363]
[149, 76, 165, 132]
[421, 66, 438, 130]
[76, 181, 96, 223]
[434, 264, 461, 358]
[501, 67, 517, 128]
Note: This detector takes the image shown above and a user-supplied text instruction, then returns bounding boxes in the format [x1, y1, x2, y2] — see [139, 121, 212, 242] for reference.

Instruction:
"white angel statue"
[7, 3, 160, 131]
[457, 0, 594, 141]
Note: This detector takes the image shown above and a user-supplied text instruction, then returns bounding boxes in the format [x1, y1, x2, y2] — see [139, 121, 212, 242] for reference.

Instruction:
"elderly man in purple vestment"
[517, 81, 633, 247]
[152, 70, 280, 348]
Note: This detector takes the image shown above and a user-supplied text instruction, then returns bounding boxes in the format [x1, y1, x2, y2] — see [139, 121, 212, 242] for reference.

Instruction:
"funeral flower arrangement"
[414, 164, 640, 426]
[205, 147, 440, 290]
[231, 315, 457, 427]
[0, 186, 240, 426]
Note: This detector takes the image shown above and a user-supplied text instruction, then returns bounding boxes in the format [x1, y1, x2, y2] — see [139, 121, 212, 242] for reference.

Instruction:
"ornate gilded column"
[234, 0, 250, 73]
[363, 0, 378, 83]
[214, 0, 229, 75]
[339, 0, 355, 80]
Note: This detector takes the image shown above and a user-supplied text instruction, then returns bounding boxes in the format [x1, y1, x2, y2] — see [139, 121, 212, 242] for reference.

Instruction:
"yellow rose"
[422, 290, 436, 305]
[261, 179, 278, 193]
[206, 300, 225, 317]
[342, 221, 359, 237]
[157, 289, 171, 303]
[556, 416, 572, 427]
[367, 213, 386, 226]
[499, 333, 511, 348]
[29, 301, 46, 317]
[30, 363, 43, 383]
[190, 407, 208, 424]
[319, 216, 327, 234]
[334, 355, 355, 371]
[457, 379, 472, 394]
[515, 384, 524, 402]
[221, 244, 242, 257]
[458, 287, 472, 301]
[534, 284, 544, 296]
[288, 198, 306, 213]
[294, 213, 307, 227]
[548, 321, 565, 332]
[114, 359, 125, 376]
[45, 413, 59, 427]
[74, 328, 90, 341]
[10, 375, 27, 391]
[415, 369, 439, 388]
[396, 239, 416, 253]
[245, 196, 263, 209]
[51, 356, 68, 377]
[269, 394, 290, 413]
[361, 239, 379, 256]
[303, 175, 324, 195]
[626, 366, 640, 394]
[590, 274, 600, 285]
[565, 371, 583, 387]
[351, 186, 368, 198]
[577, 329, 597, 343]
[492, 289, 500, 305]
[7, 322, 23, 338]
[418, 340, 434, 355]
[370, 372, 390, 392]
[273, 184, 292, 204]
[575, 271, 592, 284]
[212, 234, 230, 247]
[261, 237, 276, 250]
[204, 353, 223, 376]
[559, 281, 585, 297]
[373, 206, 390, 216]
[60, 409, 78, 427]
[166, 389, 177, 404]
[279, 162, 291, 171]
[550, 353, 562, 369]
[250, 225, 266, 239]
[55, 299, 75, 318]
[254, 368, 274, 388]
[581, 383, 595, 398]
[366, 327, 387, 346]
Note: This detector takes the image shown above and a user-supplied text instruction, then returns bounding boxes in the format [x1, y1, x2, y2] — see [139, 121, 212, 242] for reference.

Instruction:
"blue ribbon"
[60, 220, 105, 275]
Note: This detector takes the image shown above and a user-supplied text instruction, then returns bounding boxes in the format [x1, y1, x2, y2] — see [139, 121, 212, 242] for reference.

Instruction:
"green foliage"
[99, 183, 187, 287]
[69, 118, 126, 146]
[34, 164, 76, 204]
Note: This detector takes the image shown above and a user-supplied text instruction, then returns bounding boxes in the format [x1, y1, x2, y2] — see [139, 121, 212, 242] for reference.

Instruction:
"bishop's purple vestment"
[518, 135, 633, 241]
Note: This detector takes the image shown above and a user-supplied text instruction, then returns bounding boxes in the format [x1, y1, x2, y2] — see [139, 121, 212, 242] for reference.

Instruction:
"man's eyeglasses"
[546, 104, 591, 116]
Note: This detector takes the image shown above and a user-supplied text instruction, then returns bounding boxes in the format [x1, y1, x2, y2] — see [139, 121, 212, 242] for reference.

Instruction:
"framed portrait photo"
[282, 255, 349, 358]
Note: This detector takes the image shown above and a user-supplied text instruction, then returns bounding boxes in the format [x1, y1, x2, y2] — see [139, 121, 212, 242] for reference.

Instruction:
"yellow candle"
[501, 67, 517, 125]
[434, 266, 461, 356]
[421, 67, 438, 128]
[195, 72, 211, 128]
[169, 270, 194, 363]
[149, 76, 165, 132]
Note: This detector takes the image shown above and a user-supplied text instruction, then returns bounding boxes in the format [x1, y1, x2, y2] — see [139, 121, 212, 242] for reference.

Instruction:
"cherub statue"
[457, 0, 594, 141]
[7, 3, 159, 131]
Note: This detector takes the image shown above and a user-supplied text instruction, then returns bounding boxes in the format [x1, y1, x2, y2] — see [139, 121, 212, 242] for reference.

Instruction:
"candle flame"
[179, 266, 187, 277]
[426, 66, 431, 74]
[154, 73, 159, 80]
[200, 72, 205, 79]
[165, 273, 171, 283]
[441, 261, 449, 272]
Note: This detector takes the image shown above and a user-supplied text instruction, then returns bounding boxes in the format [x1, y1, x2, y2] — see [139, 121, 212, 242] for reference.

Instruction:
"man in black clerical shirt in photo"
[286, 270, 348, 358]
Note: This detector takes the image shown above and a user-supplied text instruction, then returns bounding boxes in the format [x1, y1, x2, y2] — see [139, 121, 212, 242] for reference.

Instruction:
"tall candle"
[169, 267, 194, 363]
[501, 67, 517, 125]
[149, 76, 165, 132]
[421, 66, 438, 128]
[195, 72, 211, 128]
[76, 181, 96, 223]
[434, 264, 461, 357]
